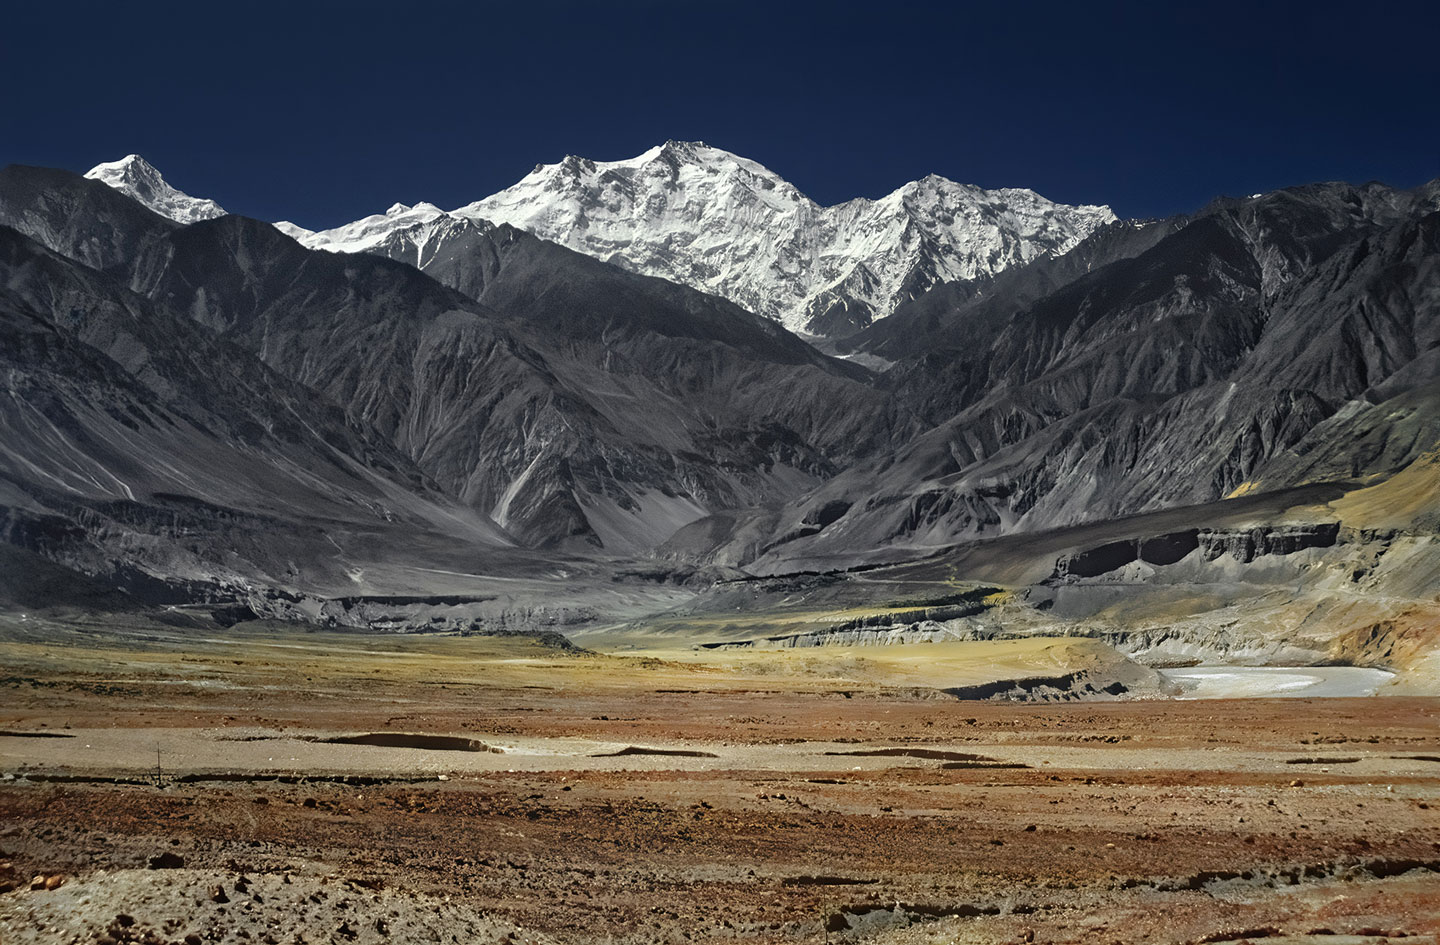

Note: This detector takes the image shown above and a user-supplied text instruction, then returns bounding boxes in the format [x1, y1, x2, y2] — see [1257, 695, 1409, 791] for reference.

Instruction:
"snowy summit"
[88, 143, 1117, 335]
[84, 155, 226, 225]
[454, 141, 1117, 334]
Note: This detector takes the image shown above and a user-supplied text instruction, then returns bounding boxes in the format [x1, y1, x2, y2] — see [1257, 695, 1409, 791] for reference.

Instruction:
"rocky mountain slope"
[257, 141, 1117, 336]
[670, 179, 1440, 573]
[0, 220, 514, 612]
[0, 165, 906, 561]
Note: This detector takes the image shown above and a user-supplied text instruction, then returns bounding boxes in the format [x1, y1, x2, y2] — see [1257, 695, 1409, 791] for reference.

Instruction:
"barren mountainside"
[2, 154, 1438, 652]
[688, 181, 1440, 572]
[0, 164, 912, 561]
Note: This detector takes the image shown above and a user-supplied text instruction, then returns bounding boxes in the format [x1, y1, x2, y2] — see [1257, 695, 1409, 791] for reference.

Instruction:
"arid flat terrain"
[1, 623, 1438, 945]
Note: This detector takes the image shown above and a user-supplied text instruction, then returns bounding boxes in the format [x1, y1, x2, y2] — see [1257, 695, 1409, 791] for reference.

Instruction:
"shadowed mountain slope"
[0, 224, 514, 605]
[671, 181, 1440, 572]
[0, 166, 907, 554]
[4, 158, 1439, 647]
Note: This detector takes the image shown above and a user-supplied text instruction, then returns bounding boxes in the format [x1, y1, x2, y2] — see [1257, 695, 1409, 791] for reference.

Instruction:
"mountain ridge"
[88, 143, 1117, 336]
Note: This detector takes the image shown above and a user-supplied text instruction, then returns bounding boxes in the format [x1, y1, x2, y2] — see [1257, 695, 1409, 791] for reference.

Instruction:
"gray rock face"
[1198, 524, 1341, 563]
[849, 216, 1188, 364]
[717, 180, 1440, 572]
[1053, 531, 1202, 580]
[0, 223, 510, 602]
[0, 165, 910, 557]
[151, 217, 908, 552]
[1049, 524, 1340, 580]
[1244, 378, 1440, 501]
[0, 165, 179, 272]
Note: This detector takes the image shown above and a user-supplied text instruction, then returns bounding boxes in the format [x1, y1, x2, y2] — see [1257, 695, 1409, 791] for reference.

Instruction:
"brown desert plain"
[1, 606, 1438, 945]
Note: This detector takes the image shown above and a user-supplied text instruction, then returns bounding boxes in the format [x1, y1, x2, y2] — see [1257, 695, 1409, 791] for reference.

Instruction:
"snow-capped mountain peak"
[237, 142, 1119, 336]
[283, 201, 452, 254]
[448, 143, 1116, 334]
[84, 154, 226, 224]
[272, 220, 317, 242]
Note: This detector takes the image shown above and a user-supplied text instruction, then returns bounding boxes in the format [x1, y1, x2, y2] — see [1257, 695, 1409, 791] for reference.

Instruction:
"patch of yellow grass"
[1331, 450, 1440, 530]
[618, 636, 1121, 690]
[0, 619, 1118, 699]
[1226, 480, 1262, 499]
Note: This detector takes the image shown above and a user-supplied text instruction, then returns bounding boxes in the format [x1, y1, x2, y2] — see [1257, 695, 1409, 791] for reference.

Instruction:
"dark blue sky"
[5, 1, 1437, 227]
